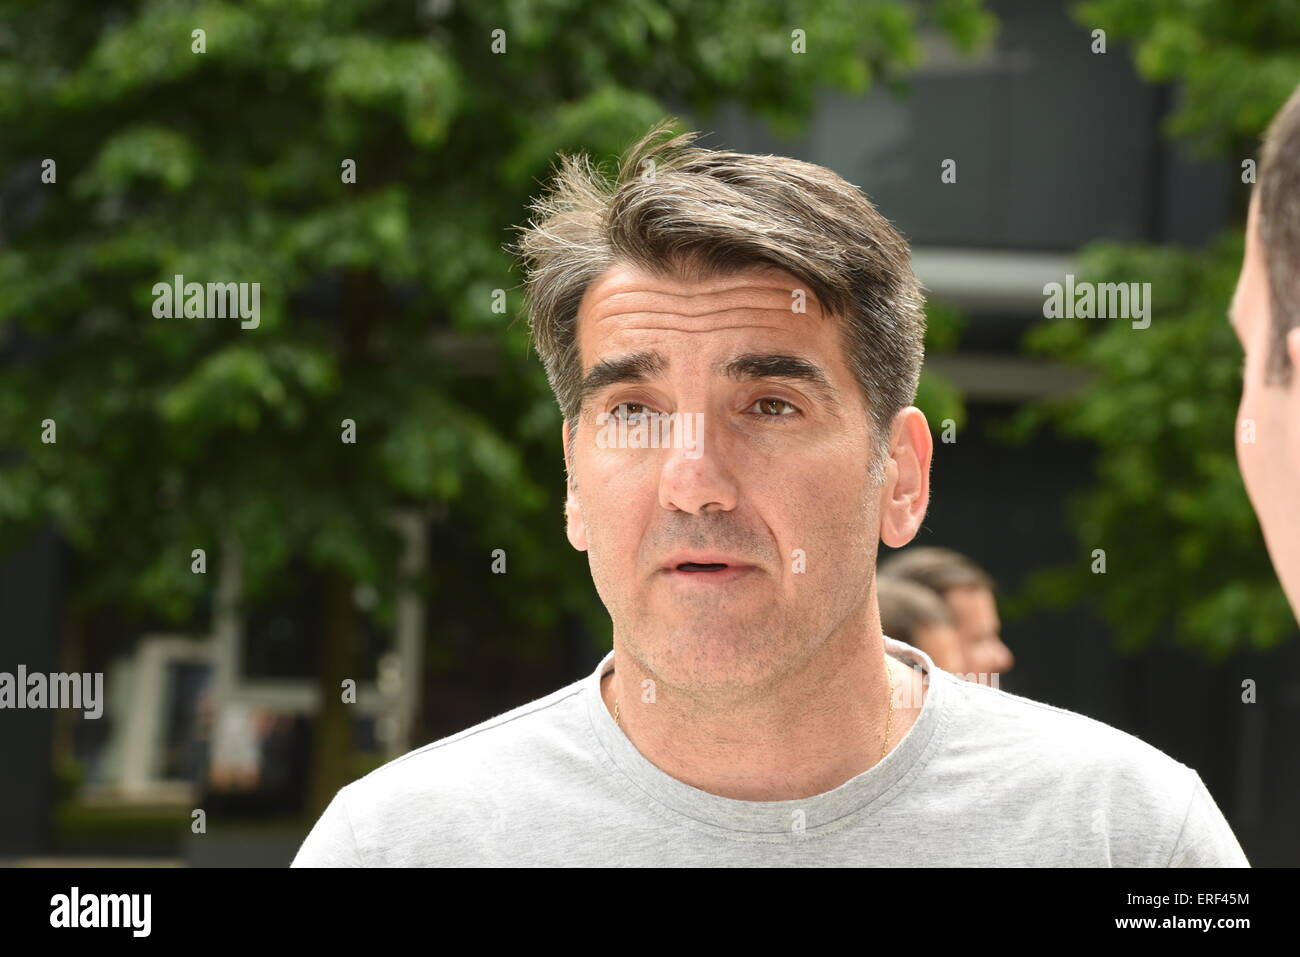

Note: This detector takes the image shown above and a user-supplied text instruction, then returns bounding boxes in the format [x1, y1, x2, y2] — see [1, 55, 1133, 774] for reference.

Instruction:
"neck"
[600, 617, 924, 802]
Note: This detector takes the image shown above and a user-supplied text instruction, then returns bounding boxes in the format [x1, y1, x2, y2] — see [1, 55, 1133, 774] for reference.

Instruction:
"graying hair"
[506, 118, 927, 485]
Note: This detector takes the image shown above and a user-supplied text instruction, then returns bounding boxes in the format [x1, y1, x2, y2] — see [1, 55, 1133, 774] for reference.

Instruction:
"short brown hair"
[1258, 83, 1300, 386]
[877, 576, 954, 646]
[877, 546, 995, 596]
[507, 118, 926, 481]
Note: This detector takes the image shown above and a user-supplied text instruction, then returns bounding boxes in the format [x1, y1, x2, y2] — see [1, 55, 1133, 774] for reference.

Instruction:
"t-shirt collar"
[584, 636, 949, 836]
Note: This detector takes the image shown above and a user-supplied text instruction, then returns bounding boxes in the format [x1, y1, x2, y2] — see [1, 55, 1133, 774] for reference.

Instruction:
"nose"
[993, 638, 1014, 673]
[657, 413, 739, 514]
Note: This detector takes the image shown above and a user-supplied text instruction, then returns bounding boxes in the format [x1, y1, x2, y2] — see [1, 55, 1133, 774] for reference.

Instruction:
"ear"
[879, 406, 932, 548]
[562, 418, 588, 552]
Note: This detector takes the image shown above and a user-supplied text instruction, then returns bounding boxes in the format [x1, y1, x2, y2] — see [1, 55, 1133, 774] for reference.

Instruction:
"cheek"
[763, 454, 876, 572]
[581, 457, 657, 558]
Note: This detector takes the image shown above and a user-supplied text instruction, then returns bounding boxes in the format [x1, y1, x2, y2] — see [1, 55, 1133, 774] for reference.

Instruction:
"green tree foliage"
[1076, 0, 1300, 155]
[0, 0, 993, 809]
[1006, 0, 1300, 659]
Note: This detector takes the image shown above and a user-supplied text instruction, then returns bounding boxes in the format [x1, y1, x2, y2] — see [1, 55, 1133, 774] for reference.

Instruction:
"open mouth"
[676, 562, 730, 572]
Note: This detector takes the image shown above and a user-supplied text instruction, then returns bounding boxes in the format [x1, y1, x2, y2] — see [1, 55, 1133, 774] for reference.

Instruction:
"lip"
[664, 565, 756, 584]
[661, 552, 754, 571]
[659, 553, 758, 584]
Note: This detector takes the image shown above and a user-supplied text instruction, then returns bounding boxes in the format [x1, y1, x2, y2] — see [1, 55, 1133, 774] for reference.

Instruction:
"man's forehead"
[579, 263, 824, 323]
[576, 262, 832, 365]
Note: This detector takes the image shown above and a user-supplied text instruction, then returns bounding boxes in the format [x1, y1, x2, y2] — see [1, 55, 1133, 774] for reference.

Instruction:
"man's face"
[943, 585, 1012, 680]
[563, 262, 930, 696]
[1230, 193, 1300, 621]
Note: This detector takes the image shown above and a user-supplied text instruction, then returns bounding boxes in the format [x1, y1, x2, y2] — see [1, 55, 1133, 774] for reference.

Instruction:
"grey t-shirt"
[291, 637, 1249, 867]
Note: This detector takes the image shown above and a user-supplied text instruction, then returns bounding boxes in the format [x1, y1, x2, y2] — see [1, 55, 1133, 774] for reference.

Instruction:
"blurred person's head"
[877, 546, 1013, 679]
[876, 576, 965, 673]
[510, 121, 932, 694]
[1232, 84, 1300, 623]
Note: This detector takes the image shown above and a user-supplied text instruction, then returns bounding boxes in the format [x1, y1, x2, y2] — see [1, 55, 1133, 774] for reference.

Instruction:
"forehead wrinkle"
[598, 282, 814, 302]
[592, 305, 817, 325]
[596, 323, 795, 336]
[586, 282, 827, 324]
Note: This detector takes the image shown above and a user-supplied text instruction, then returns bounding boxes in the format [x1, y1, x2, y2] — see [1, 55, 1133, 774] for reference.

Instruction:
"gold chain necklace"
[613, 658, 898, 761]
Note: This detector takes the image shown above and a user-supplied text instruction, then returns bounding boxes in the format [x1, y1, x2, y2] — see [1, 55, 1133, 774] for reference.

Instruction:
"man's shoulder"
[926, 674, 1245, 866]
[943, 674, 1198, 800]
[292, 672, 600, 866]
[341, 672, 591, 808]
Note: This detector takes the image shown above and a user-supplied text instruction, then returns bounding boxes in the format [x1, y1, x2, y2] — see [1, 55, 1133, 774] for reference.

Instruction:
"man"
[1231, 84, 1300, 624]
[293, 121, 1247, 866]
[876, 576, 966, 675]
[878, 546, 1014, 685]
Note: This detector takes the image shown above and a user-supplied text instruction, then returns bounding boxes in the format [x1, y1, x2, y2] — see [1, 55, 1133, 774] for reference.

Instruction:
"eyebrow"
[578, 350, 668, 408]
[717, 352, 840, 408]
[578, 349, 841, 410]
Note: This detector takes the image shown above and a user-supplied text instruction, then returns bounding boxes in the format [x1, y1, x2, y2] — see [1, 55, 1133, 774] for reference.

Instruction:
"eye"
[610, 401, 651, 421]
[750, 397, 799, 416]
